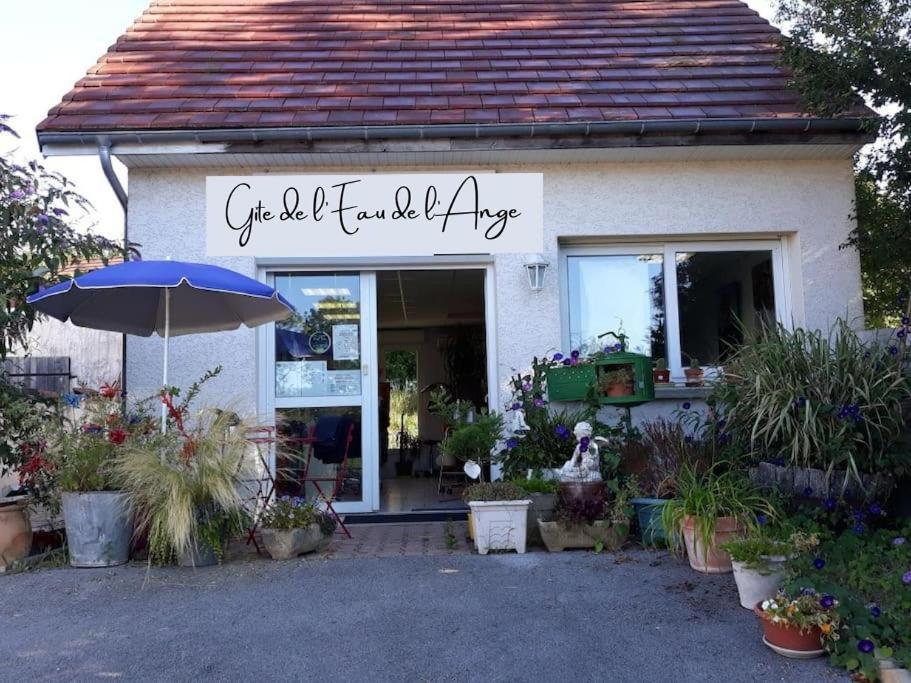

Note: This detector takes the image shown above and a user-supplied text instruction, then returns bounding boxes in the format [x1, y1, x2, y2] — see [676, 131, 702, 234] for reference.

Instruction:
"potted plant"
[0, 497, 31, 571]
[662, 465, 775, 573]
[755, 591, 840, 658]
[115, 400, 252, 567]
[627, 417, 713, 546]
[537, 479, 634, 552]
[258, 496, 336, 560]
[722, 528, 814, 610]
[652, 358, 670, 384]
[598, 366, 635, 398]
[46, 384, 144, 568]
[464, 481, 530, 554]
[684, 355, 704, 387]
[516, 477, 558, 546]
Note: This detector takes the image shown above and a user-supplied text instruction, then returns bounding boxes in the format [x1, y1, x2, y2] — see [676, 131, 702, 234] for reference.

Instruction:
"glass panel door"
[270, 272, 378, 513]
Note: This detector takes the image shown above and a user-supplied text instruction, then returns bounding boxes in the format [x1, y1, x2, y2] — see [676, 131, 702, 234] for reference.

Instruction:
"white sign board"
[206, 173, 543, 257]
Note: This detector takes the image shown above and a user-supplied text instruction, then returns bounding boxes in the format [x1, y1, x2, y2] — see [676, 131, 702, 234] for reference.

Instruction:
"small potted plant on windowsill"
[598, 366, 635, 398]
[464, 481, 531, 554]
[259, 496, 336, 560]
[754, 590, 840, 658]
[684, 355, 704, 387]
[652, 358, 670, 384]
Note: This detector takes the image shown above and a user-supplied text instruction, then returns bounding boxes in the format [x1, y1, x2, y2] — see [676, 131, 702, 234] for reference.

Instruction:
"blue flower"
[553, 353, 564, 361]
[853, 522, 866, 535]
[800, 587, 817, 596]
[570, 350, 580, 358]
[889, 346, 899, 356]
[682, 402, 691, 410]
[579, 436, 591, 452]
[63, 393, 82, 407]
[820, 595, 835, 609]
[562, 358, 572, 366]
[853, 510, 865, 522]
[757, 514, 767, 526]
[802, 486, 813, 497]
[902, 316, 910, 326]
[858, 640, 875, 654]
[869, 503, 882, 516]
[813, 557, 826, 570]
[533, 398, 546, 408]
[899, 329, 907, 339]
[506, 438, 519, 450]
[823, 498, 838, 511]
[555, 424, 570, 440]
[511, 402, 521, 411]
[36, 213, 49, 226]
[870, 604, 881, 618]
[893, 536, 907, 546]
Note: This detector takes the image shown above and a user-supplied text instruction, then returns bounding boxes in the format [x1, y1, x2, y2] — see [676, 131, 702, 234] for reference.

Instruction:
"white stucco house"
[35, 0, 872, 514]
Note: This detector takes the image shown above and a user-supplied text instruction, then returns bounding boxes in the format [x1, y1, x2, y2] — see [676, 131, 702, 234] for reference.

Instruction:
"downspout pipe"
[97, 139, 129, 400]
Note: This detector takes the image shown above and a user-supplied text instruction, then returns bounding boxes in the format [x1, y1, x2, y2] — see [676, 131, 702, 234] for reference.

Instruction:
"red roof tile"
[38, 0, 856, 134]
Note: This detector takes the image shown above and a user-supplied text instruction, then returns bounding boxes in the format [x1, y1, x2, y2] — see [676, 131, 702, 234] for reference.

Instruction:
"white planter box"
[468, 500, 531, 555]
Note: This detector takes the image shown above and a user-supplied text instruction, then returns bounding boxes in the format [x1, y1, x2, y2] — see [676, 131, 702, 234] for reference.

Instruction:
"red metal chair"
[299, 421, 355, 539]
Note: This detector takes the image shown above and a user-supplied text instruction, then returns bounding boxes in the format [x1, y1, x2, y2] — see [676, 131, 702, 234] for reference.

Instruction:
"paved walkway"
[0, 547, 846, 682]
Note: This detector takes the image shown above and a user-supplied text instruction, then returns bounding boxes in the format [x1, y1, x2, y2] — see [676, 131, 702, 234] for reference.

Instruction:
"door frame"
[256, 258, 497, 513]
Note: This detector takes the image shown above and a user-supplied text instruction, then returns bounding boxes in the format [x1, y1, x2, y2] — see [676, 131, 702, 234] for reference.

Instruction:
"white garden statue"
[559, 421, 609, 483]
[509, 407, 531, 434]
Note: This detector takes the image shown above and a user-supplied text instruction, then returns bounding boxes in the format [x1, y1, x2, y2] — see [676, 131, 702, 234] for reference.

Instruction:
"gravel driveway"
[0, 549, 846, 682]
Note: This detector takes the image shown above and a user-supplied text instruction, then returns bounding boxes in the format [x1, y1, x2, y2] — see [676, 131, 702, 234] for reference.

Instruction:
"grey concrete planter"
[61, 491, 132, 568]
[260, 524, 326, 560]
[749, 462, 893, 501]
[526, 492, 556, 547]
[537, 519, 628, 552]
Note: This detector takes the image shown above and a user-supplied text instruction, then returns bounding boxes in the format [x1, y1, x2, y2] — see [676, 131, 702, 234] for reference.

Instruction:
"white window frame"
[560, 239, 792, 383]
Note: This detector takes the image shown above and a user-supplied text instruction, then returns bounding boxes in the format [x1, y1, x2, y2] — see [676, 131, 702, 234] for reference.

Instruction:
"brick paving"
[321, 521, 474, 559]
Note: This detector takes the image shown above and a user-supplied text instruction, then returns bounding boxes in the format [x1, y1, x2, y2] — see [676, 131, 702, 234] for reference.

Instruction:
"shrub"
[710, 320, 910, 481]
[260, 496, 336, 536]
[786, 526, 911, 680]
[630, 416, 715, 498]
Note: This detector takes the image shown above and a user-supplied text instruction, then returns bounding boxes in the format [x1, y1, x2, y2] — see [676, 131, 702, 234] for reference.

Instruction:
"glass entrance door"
[267, 271, 378, 513]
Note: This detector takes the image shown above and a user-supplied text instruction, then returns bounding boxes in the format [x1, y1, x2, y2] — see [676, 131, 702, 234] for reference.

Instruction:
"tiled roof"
[39, 0, 835, 133]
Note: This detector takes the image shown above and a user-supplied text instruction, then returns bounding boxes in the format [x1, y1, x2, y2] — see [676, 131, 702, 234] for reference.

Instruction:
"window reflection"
[274, 273, 361, 397]
[567, 255, 666, 359]
[676, 251, 776, 365]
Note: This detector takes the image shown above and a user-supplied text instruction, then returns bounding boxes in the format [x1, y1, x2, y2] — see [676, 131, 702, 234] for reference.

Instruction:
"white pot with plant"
[722, 528, 816, 609]
[259, 496, 336, 560]
[464, 482, 531, 554]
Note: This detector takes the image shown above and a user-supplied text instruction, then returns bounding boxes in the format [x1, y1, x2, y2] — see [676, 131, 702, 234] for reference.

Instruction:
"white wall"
[126, 158, 861, 424]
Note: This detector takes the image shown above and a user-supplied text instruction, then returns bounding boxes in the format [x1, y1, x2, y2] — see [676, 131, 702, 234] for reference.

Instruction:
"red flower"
[99, 383, 118, 399]
[108, 429, 127, 445]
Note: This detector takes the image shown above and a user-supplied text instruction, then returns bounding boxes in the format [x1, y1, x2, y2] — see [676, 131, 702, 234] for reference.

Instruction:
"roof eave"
[36, 117, 877, 156]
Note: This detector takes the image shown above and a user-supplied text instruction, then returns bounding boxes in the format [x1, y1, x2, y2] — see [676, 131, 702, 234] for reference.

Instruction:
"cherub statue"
[509, 407, 530, 434]
[559, 421, 609, 483]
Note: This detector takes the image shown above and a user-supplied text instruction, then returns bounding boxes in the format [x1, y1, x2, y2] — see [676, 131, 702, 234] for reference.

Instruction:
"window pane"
[676, 250, 776, 365]
[275, 406, 363, 504]
[274, 273, 362, 397]
[567, 255, 665, 358]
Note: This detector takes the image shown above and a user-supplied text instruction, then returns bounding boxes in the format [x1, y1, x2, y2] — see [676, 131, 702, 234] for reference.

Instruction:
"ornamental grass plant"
[710, 320, 909, 484]
[662, 463, 778, 557]
[114, 407, 253, 564]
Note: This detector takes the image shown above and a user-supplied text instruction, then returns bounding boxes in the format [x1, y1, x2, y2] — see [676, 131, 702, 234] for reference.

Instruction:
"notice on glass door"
[332, 324, 359, 361]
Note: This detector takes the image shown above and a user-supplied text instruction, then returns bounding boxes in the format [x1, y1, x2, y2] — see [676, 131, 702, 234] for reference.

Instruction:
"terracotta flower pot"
[652, 369, 670, 384]
[754, 603, 825, 655]
[0, 499, 33, 570]
[605, 381, 634, 397]
[682, 515, 740, 573]
[684, 368, 704, 387]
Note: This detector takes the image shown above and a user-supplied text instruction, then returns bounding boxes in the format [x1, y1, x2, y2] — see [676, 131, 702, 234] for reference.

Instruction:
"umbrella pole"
[160, 288, 170, 434]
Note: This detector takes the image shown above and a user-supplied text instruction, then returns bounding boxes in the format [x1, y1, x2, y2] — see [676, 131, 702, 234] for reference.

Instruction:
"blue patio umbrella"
[27, 260, 295, 431]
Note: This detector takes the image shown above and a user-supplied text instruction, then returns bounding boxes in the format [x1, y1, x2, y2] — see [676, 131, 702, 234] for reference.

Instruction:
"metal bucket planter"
[631, 498, 670, 546]
[0, 499, 32, 571]
[61, 492, 132, 568]
[260, 524, 325, 560]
